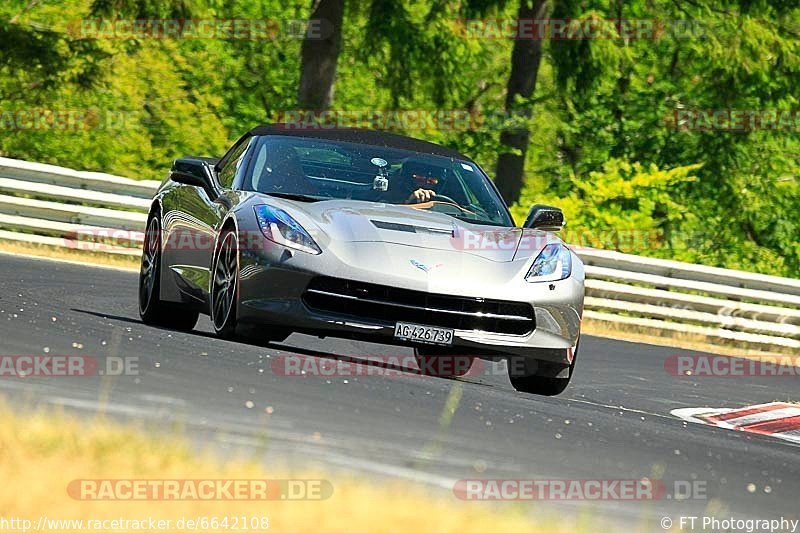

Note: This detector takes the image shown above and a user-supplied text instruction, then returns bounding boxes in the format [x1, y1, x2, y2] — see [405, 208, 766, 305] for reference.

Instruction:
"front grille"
[302, 276, 535, 336]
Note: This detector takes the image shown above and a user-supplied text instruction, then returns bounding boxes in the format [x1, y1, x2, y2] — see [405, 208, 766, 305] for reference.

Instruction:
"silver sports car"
[138, 126, 584, 395]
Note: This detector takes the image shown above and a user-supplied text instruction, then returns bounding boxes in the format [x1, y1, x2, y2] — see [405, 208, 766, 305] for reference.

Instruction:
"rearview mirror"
[524, 204, 564, 231]
[170, 157, 217, 195]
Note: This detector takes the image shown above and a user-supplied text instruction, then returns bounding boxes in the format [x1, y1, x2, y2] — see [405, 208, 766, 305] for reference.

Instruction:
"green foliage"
[0, 2, 107, 95]
[513, 158, 700, 253]
[518, 0, 800, 276]
[89, 0, 196, 18]
[0, 0, 797, 276]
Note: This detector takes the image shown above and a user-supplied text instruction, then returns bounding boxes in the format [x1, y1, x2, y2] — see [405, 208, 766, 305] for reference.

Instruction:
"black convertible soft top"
[248, 124, 472, 162]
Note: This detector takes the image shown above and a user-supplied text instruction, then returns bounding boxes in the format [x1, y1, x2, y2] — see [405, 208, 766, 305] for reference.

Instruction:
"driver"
[392, 160, 447, 204]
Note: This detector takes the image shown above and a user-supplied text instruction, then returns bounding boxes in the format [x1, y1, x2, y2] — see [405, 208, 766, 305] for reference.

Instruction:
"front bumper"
[236, 240, 583, 365]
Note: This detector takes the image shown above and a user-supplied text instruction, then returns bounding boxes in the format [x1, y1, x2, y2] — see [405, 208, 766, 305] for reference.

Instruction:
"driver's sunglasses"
[411, 174, 439, 187]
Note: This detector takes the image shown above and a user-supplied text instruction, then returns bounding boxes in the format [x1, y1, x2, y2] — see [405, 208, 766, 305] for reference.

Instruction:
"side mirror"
[170, 157, 217, 195]
[524, 204, 564, 231]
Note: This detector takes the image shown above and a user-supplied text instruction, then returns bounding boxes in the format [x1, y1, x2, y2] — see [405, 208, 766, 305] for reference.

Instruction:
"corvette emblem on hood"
[410, 259, 444, 273]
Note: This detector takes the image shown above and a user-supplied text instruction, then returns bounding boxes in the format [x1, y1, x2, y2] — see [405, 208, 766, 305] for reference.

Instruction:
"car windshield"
[241, 135, 514, 227]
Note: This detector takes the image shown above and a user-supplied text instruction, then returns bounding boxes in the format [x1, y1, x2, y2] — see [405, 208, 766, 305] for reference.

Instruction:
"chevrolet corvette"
[138, 126, 584, 395]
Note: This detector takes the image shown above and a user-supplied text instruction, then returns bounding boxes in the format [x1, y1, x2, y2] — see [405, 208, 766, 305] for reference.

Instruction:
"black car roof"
[248, 124, 472, 161]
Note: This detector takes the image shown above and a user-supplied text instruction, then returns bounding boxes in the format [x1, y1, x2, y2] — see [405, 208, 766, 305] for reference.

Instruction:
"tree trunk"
[297, 0, 345, 110]
[495, 0, 548, 205]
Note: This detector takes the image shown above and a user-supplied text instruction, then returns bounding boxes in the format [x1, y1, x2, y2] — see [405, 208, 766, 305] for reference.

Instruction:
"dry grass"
[0, 405, 585, 533]
[0, 241, 140, 271]
[583, 317, 799, 359]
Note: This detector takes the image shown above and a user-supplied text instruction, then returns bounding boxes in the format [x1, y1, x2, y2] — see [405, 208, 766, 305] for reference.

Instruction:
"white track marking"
[711, 407, 800, 428]
[671, 402, 800, 445]
[47, 396, 161, 417]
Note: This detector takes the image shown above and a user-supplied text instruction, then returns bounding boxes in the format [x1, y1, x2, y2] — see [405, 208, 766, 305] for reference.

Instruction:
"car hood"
[251, 196, 559, 263]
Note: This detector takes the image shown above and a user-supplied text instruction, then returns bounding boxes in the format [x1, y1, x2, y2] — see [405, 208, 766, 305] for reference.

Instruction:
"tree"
[0, 3, 106, 99]
[494, 0, 549, 204]
[544, 0, 800, 274]
[298, 0, 346, 110]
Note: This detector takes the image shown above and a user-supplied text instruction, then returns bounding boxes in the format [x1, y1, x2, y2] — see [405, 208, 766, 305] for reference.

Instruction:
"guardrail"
[0, 156, 797, 353]
[579, 249, 800, 352]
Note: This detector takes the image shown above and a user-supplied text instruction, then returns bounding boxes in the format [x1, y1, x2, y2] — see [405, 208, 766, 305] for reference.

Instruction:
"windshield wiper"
[264, 192, 325, 203]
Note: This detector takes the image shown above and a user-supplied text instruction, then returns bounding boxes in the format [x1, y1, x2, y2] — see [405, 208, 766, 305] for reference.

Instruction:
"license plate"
[394, 322, 454, 346]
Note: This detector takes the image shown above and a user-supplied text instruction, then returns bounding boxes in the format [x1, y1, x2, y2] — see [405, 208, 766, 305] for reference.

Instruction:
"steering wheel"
[412, 195, 479, 217]
[431, 194, 459, 206]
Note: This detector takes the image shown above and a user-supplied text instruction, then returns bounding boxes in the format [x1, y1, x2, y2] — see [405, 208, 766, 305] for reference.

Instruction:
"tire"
[210, 228, 292, 343]
[139, 214, 199, 331]
[508, 344, 578, 396]
[210, 229, 240, 339]
[414, 347, 475, 378]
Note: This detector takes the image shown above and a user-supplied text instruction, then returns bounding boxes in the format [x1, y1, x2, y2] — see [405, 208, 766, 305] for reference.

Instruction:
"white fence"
[0, 156, 797, 352]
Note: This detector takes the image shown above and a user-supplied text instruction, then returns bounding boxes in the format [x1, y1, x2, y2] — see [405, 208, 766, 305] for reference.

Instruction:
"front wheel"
[508, 344, 578, 396]
[139, 215, 199, 331]
[210, 229, 293, 344]
[211, 229, 240, 339]
[508, 372, 571, 396]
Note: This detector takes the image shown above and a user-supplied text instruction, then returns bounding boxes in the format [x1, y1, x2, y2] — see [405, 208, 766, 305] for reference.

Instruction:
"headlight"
[525, 243, 571, 282]
[254, 204, 321, 255]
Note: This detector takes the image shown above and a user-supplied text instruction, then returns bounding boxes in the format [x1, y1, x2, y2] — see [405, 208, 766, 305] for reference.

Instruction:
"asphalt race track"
[1, 253, 798, 530]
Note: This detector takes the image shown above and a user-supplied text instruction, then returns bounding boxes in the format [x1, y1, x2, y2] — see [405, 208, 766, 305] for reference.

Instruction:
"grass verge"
[0, 240, 140, 271]
[0, 405, 583, 532]
[583, 317, 799, 359]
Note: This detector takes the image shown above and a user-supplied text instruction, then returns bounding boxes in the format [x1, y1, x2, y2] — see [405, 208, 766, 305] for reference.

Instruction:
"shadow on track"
[71, 307, 492, 385]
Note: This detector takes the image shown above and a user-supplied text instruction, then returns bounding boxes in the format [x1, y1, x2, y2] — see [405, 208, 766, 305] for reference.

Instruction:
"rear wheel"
[414, 347, 475, 377]
[508, 345, 578, 396]
[139, 215, 199, 331]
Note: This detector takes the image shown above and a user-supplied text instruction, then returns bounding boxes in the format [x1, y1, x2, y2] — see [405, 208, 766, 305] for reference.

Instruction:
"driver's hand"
[407, 188, 436, 203]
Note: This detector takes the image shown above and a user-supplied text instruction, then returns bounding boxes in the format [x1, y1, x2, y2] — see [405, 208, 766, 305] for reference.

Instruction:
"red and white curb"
[671, 402, 800, 445]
